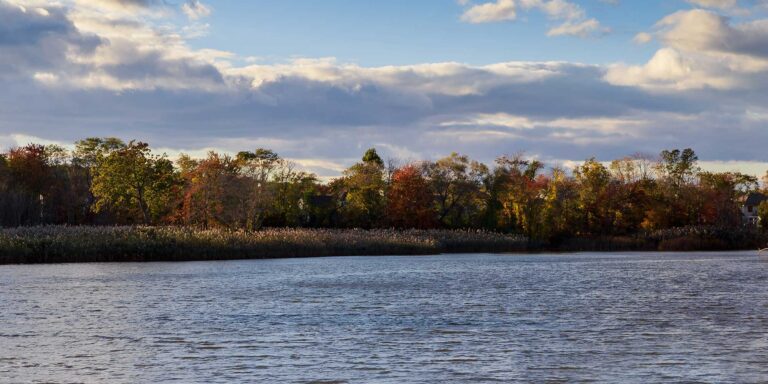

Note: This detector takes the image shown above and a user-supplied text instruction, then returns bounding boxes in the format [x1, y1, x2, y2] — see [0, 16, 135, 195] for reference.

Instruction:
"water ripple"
[1, 252, 768, 383]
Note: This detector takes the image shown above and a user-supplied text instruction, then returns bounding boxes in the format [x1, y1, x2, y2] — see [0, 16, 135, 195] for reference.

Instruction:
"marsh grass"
[0, 226, 528, 264]
[557, 226, 767, 252]
[0, 225, 762, 264]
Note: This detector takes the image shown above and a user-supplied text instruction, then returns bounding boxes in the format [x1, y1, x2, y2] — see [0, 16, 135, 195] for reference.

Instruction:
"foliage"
[759, 201, 768, 228]
[0, 140, 765, 252]
[386, 164, 435, 229]
[90, 141, 178, 224]
[338, 149, 387, 228]
[0, 226, 527, 264]
[423, 153, 488, 228]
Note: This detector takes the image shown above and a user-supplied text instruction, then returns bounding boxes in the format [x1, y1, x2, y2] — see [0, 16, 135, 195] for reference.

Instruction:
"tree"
[386, 164, 435, 229]
[424, 153, 488, 228]
[610, 153, 654, 184]
[91, 141, 178, 224]
[492, 154, 546, 238]
[540, 167, 580, 241]
[658, 148, 700, 188]
[268, 162, 318, 227]
[608, 155, 655, 234]
[640, 148, 701, 229]
[698, 171, 758, 227]
[573, 158, 611, 235]
[362, 148, 384, 167]
[179, 151, 240, 228]
[759, 201, 768, 229]
[235, 149, 282, 230]
[5, 144, 54, 225]
[339, 149, 387, 228]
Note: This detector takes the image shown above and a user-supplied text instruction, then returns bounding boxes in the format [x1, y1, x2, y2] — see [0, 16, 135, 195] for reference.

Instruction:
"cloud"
[658, 9, 768, 59]
[547, 18, 603, 37]
[14, 0, 229, 91]
[460, 0, 606, 37]
[605, 9, 768, 90]
[181, 0, 210, 20]
[460, 0, 517, 23]
[73, 0, 165, 15]
[0, 2, 101, 77]
[686, 0, 738, 9]
[2, 0, 768, 177]
[633, 32, 652, 44]
[92, 0, 160, 9]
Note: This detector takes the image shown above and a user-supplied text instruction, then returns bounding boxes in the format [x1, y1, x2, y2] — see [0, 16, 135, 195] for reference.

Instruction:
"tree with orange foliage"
[179, 151, 240, 229]
[386, 164, 435, 229]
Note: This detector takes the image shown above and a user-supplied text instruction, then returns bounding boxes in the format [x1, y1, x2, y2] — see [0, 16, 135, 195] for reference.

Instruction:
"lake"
[2, 252, 768, 383]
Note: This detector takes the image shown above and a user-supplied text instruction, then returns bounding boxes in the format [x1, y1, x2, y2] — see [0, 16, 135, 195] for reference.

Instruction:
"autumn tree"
[386, 164, 435, 229]
[540, 167, 580, 241]
[179, 151, 240, 228]
[573, 158, 613, 235]
[698, 171, 758, 227]
[608, 155, 653, 234]
[423, 153, 488, 228]
[234, 149, 282, 230]
[653, 148, 701, 227]
[4, 144, 54, 225]
[492, 154, 547, 238]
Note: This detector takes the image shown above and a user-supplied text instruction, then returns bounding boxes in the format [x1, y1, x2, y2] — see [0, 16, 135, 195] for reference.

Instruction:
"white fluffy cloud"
[461, 0, 517, 22]
[633, 32, 652, 44]
[686, 0, 738, 9]
[606, 9, 768, 90]
[460, 0, 607, 37]
[547, 18, 601, 37]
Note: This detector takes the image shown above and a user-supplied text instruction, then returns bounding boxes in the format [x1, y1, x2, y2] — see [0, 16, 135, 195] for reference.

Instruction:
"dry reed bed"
[0, 226, 528, 264]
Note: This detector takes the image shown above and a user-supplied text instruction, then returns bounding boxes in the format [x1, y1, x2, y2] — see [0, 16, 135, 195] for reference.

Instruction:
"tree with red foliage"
[386, 164, 435, 229]
[5, 144, 54, 225]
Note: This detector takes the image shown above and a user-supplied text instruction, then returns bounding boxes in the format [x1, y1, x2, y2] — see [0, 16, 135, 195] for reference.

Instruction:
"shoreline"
[0, 226, 764, 265]
[3, 250, 760, 267]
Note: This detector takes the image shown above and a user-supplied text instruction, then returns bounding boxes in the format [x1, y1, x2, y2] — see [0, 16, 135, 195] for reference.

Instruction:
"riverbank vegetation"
[0, 137, 767, 263]
[0, 227, 528, 264]
[0, 226, 763, 264]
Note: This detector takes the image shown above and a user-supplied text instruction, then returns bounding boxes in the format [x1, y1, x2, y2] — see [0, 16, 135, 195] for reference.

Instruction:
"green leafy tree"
[758, 201, 768, 229]
[362, 148, 384, 167]
[269, 164, 318, 227]
[91, 141, 178, 224]
[658, 148, 700, 188]
[339, 149, 387, 228]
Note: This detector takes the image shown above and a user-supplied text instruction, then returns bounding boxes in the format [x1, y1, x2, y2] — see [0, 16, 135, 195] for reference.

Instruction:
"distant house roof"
[745, 192, 768, 207]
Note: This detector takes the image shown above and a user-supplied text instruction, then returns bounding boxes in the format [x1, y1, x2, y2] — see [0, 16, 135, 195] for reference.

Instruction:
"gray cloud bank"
[1, 1, 768, 177]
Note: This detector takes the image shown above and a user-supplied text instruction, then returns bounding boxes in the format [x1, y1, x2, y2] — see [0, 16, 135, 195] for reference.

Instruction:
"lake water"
[2, 252, 768, 383]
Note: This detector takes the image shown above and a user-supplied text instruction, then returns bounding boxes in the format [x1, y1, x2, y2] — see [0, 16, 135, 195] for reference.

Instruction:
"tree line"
[1, 138, 766, 242]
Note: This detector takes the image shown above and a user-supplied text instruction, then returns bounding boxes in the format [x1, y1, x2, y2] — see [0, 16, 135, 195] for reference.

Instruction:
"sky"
[2, 0, 768, 177]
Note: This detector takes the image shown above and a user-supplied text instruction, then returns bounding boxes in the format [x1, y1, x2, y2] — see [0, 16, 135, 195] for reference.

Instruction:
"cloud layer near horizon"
[2, 0, 768, 177]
